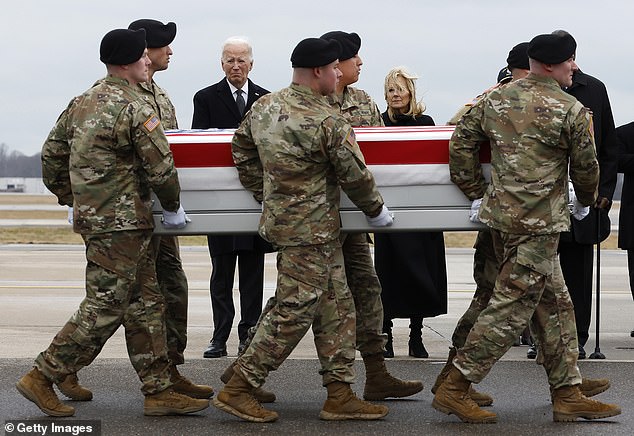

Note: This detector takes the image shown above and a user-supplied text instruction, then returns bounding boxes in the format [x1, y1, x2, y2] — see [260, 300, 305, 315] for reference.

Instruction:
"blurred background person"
[374, 66, 447, 358]
[552, 30, 618, 360]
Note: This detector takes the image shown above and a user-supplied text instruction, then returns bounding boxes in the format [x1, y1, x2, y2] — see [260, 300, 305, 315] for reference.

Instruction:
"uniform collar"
[525, 73, 563, 90]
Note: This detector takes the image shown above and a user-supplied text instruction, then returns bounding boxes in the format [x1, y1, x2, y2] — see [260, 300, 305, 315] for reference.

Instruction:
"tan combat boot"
[579, 377, 610, 397]
[362, 353, 423, 400]
[552, 385, 621, 422]
[432, 367, 497, 424]
[431, 348, 493, 407]
[431, 347, 457, 394]
[144, 388, 210, 416]
[213, 368, 278, 422]
[220, 362, 276, 403]
[320, 381, 389, 421]
[16, 367, 75, 417]
[550, 378, 611, 403]
[170, 366, 214, 399]
[56, 373, 93, 401]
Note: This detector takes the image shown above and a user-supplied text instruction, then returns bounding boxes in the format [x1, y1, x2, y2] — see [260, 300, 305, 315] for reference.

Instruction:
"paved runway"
[1, 358, 632, 435]
[1, 244, 633, 434]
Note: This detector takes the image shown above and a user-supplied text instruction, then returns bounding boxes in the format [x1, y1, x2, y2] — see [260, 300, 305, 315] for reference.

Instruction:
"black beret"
[506, 42, 530, 70]
[497, 67, 512, 84]
[291, 38, 342, 68]
[128, 19, 176, 48]
[100, 28, 146, 65]
[527, 33, 577, 64]
[320, 31, 361, 61]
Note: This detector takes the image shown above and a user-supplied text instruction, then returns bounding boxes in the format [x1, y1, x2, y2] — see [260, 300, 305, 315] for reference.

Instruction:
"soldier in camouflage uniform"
[320, 30, 423, 401]
[128, 18, 213, 400]
[219, 30, 422, 404]
[432, 43, 531, 407]
[433, 33, 621, 423]
[213, 37, 393, 423]
[58, 20, 213, 404]
[15, 28, 208, 417]
[433, 41, 612, 407]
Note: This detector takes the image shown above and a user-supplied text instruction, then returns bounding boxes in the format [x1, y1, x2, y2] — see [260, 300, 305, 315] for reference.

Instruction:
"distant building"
[0, 178, 49, 194]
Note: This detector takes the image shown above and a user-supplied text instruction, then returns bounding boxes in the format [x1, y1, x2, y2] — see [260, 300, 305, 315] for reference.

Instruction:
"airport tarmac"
[1, 244, 633, 435]
[1, 244, 632, 361]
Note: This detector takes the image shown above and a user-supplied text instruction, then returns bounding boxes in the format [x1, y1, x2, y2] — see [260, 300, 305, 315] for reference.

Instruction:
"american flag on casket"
[152, 126, 490, 235]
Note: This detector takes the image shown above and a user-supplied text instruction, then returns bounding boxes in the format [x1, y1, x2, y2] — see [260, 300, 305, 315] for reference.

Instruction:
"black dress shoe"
[383, 327, 394, 358]
[238, 340, 248, 355]
[578, 345, 586, 359]
[631, 330, 634, 338]
[203, 341, 227, 358]
[383, 341, 394, 358]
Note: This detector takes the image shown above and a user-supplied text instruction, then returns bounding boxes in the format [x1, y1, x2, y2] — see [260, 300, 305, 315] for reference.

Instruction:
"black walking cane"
[589, 208, 606, 359]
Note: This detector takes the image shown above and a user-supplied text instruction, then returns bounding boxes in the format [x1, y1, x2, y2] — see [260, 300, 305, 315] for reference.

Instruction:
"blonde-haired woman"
[375, 67, 447, 358]
[382, 67, 431, 126]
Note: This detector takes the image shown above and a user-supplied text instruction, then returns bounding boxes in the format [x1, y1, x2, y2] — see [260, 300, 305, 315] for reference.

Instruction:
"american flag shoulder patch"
[144, 115, 161, 132]
[344, 127, 356, 146]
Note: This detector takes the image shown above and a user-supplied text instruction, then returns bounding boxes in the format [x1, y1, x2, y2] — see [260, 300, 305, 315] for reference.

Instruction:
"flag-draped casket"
[152, 126, 489, 234]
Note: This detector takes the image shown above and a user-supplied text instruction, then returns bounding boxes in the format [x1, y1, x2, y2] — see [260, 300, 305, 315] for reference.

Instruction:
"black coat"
[617, 122, 634, 249]
[381, 112, 434, 127]
[374, 112, 447, 319]
[191, 77, 272, 256]
[192, 78, 269, 129]
[561, 70, 618, 244]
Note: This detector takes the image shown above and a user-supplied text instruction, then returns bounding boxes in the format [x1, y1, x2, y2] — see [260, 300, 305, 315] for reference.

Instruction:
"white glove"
[67, 207, 74, 224]
[571, 200, 590, 220]
[366, 205, 394, 227]
[469, 198, 482, 223]
[162, 205, 191, 229]
[568, 184, 589, 221]
[567, 182, 576, 212]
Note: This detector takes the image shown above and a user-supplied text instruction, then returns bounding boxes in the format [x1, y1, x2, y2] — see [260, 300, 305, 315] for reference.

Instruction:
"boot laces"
[459, 391, 481, 408]
[244, 392, 269, 413]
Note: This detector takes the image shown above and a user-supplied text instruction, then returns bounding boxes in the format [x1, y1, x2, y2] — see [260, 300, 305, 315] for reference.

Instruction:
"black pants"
[559, 239, 594, 347]
[209, 251, 265, 344]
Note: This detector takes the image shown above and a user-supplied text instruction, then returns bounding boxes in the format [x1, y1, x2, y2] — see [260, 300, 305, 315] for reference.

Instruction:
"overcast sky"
[2, 0, 633, 157]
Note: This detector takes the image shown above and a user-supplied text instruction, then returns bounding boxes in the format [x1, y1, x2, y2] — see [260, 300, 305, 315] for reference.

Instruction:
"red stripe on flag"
[170, 142, 235, 167]
[360, 139, 449, 164]
[167, 130, 490, 168]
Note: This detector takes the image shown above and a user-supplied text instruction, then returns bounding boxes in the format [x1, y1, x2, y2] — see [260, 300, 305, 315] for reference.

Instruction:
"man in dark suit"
[553, 30, 618, 359]
[192, 36, 271, 358]
[616, 123, 634, 337]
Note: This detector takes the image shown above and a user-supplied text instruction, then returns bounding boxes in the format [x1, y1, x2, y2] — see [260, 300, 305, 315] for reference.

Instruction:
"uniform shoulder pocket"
[340, 126, 366, 164]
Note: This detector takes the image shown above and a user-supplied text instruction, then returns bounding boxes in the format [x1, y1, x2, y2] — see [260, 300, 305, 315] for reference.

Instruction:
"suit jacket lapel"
[217, 79, 241, 119]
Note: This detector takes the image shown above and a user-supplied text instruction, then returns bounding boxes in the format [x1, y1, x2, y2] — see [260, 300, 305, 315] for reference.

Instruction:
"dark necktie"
[235, 89, 245, 116]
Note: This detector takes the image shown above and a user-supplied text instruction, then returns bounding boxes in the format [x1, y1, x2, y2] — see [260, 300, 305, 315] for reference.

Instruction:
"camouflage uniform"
[137, 80, 189, 365]
[327, 86, 387, 357]
[449, 229, 497, 350]
[446, 83, 502, 126]
[449, 73, 599, 389]
[326, 86, 384, 127]
[231, 83, 384, 387]
[38, 75, 181, 394]
[446, 86, 501, 352]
